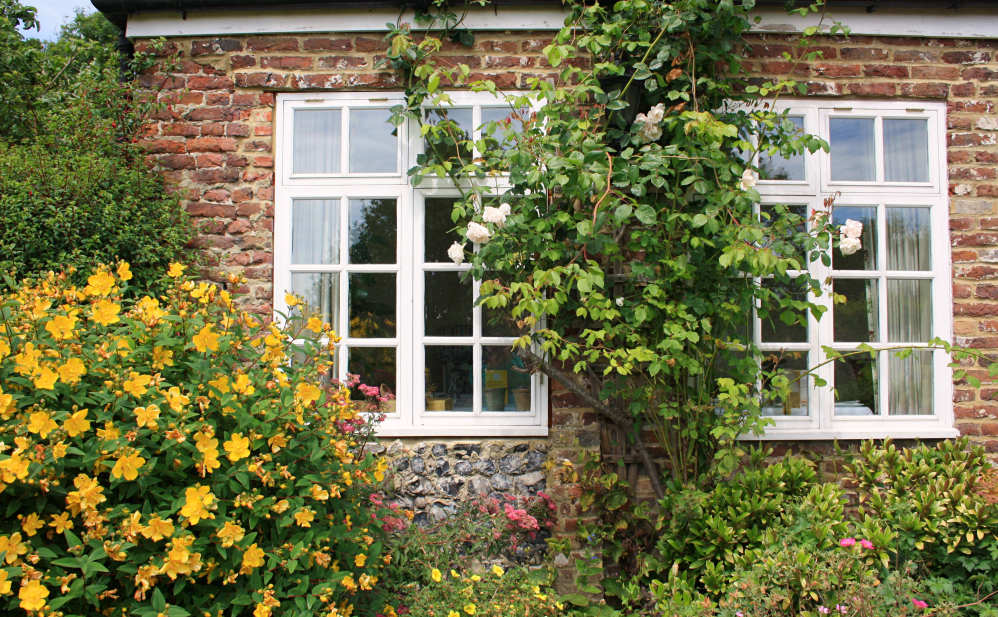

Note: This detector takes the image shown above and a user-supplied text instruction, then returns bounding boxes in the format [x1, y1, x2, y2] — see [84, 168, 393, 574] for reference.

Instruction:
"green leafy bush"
[396, 564, 565, 617]
[0, 263, 390, 616]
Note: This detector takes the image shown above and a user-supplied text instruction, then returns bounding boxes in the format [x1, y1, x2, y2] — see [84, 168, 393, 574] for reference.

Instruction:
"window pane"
[424, 198, 465, 263]
[482, 345, 531, 411]
[291, 273, 339, 326]
[425, 272, 472, 337]
[833, 279, 879, 343]
[830, 118, 875, 182]
[832, 206, 877, 271]
[480, 107, 524, 152]
[294, 109, 341, 174]
[834, 352, 879, 416]
[887, 280, 931, 342]
[424, 108, 473, 163]
[348, 347, 397, 403]
[761, 352, 809, 417]
[483, 302, 520, 338]
[889, 350, 932, 415]
[349, 273, 396, 338]
[349, 199, 397, 264]
[884, 119, 928, 183]
[760, 204, 808, 258]
[760, 279, 808, 344]
[350, 109, 398, 173]
[759, 116, 805, 181]
[425, 346, 473, 412]
[292, 199, 340, 265]
[886, 208, 931, 271]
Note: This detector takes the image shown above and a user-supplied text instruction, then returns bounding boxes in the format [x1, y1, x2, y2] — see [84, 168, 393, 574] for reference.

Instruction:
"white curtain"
[884, 119, 929, 183]
[292, 200, 340, 265]
[291, 273, 339, 326]
[293, 109, 341, 174]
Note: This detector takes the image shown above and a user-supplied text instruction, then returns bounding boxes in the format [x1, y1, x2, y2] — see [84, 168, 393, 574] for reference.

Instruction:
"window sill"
[740, 426, 960, 441]
[375, 425, 550, 438]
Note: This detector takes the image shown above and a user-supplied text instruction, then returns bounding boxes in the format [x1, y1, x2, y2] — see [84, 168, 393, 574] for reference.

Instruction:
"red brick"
[290, 73, 345, 89]
[257, 187, 275, 200]
[436, 55, 483, 69]
[952, 82, 976, 97]
[484, 55, 532, 69]
[845, 83, 896, 96]
[951, 218, 976, 231]
[245, 141, 271, 152]
[318, 56, 369, 69]
[355, 37, 389, 52]
[522, 38, 553, 52]
[893, 49, 939, 62]
[187, 203, 237, 217]
[254, 125, 272, 136]
[953, 249, 979, 262]
[191, 39, 243, 55]
[227, 219, 253, 234]
[186, 107, 225, 122]
[797, 45, 838, 59]
[954, 283, 974, 298]
[254, 156, 274, 168]
[246, 37, 299, 52]
[138, 74, 185, 90]
[814, 63, 861, 77]
[186, 137, 238, 153]
[841, 47, 887, 61]
[204, 188, 231, 202]
[746, 44, 793, 59]
[962, 67, 998, 81]
[189, 235, 237, 250]
[226, 123, 251, 137]
[805, 81, 843, 95]
[200, 123, 224, 137]
[192, 168, 241, 183]
[304, 38, 353, 51]
[188, 75, 234, 90]
[953, 232, 998, 246]
[157, 154, 195, 170]
[955, 303, 998, 317]
[205, 92, 231, 106]
[261, 56, 314, 70]
[231, 55, 257, 69]
[475, 39, 518, 53]
[144, 139, 185, 154]
[468, 72, 518, 89]
[232, 188, 254, 203]
[943, 51, 991, 64]
[234, 72, 287, 88]
[195, 154, 223, 168]
[237, 203, 263, 217]
[900, 82, 949, 98]
[862, 64, 909, 78]
[980, 186, 998, 197]
[225, 155, 249, 167]
[344, 73, 401, 88]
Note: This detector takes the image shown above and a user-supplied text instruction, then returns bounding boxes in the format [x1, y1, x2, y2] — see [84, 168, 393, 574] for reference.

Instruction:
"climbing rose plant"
[0, 264, 391, 617]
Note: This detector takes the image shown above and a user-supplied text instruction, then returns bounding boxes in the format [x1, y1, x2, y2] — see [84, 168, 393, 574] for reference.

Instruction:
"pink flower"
[839, 538, 856, 547]
[912, 599, 928, 609]
[818, 607, 830, 615]
[836, 605, 848, 614]
[859, 539, 874, 550]
[736, 613, 744, 617]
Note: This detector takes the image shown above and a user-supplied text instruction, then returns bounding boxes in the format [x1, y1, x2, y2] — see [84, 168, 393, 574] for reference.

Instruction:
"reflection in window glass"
[350, 109, 398, 173]
[425, 272, 472, 337]
[292, 199, 340, 264]
[482, 345, 531, 411]
[884, 119, 928, 183]
[479, 107, 524, 152]
[424, 108, 473, 163]
[425, 346, 473, 411]
[349, 273, 396, 338]
[483, 302, 520, 338]
[424, 198, 464, 263]
[761, 352, 809, 417]
[294, 109, 341, 174]
[832, 206, 877, 271]
[833, 278, 879, 343]
[348, 199, 396, 264]
[760, 204, 808, 257]
[291, 273, 339, 325]
[759, 116, 805, 181]
[830, 118, 875, 182]
[760, 279, 808, 344]
[886, 208, 931, 271]
[834, 352, 879, 416]
[889, 350, 932, 415]
[348, 347, 397, 402]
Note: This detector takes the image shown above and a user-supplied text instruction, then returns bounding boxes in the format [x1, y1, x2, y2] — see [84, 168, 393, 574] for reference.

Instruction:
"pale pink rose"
[839, 235, 861, 256]
[467, 221, 491, 244]
[482, 205, 507, 228]
[841, 218, 863, 239]
[739, 168, 757, 191]
[447, 242, 466, 265]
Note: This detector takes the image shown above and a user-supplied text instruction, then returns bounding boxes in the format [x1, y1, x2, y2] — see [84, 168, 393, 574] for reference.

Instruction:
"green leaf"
[635, 205, 657, 225]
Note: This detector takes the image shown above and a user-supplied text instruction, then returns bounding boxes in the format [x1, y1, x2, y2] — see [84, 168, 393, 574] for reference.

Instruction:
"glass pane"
[482, 345, 532, 412]
[761, 352, 809, 417]
[292, 199, 340, 265]
[483, 302, 520, 338]
[832, 206, 877, 271]
[884, 119, 929, 183]
[833, 279, 879, 343]
[349, 199, 397, 264]
[760, 279, 808, 344]
[425, 272, 472, 337]
[886, 208, 931, 271]
[835, 352, 879, 416]
[425, 346, 473, 412]
[349, 109, 398, 173]
[294, 109, 341, 174]
[830, 118, 875, 182]
[290, 273, 339, 326]
[424, 198, 465, 263]
[348, 347, 397, 405]
[889, 350, 932, 415]
[760, 204, 808, 258]
[480, 107, 524, 152]
[424, 108, 473, 163]
[759, 116, 805, 181]
[349, 273, 396, 338]
[887, 280, 931, 342]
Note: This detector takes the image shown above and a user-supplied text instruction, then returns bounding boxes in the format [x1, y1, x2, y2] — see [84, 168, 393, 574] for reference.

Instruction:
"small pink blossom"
[839, 538, 856, 547]
[912, 599, 928, 609]
[836, 605, 848, 614]
[818, 607, 830, 615]
[859, 539, 874, 550]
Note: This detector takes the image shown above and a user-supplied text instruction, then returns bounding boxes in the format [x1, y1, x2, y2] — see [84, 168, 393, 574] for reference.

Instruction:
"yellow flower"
[431, 568, 442, 583]
[65, 474, 106, 514]
[0, 339, 8, 359]
[193, 325, 220, 353]
[0, 453, 30, 483]
[152, 346, 174, 369]
[180, 485, 215, 524]
[51, 441, 68, 459]
[451, 570, 460, 578]
[294, 508, 315, 527]
[0, 533, 28, 564]
[45, 314, 77, 340]
[224, 433, 251, 462]
[97, 421, 121, 441]
[28, 411, 58, 438]
[232, 373, 255, 396]
[340, 576, 356, 592]
[112, 451, 147, 481]
[91, 299, 122, 326]
[267, 433, 288, 453]
[49, 512, 74, 534]
[141, 515, 174, 541]
[285, 293, 300, 307]
[134, 405, 161, 429]
[272, 499, 290, 513]
[117, 262, 133, 281]
[492, 565, 504, 577]
[163, 386, 190, 412]
[359, 574, 377, 590]
[123, 372, 152, 397]
[0, 569, 11, 595]
[33, 366, 59, 390]
[57, 357, 87, 384]
[167, 263, 185, 277]
[294, 382, 321, 407]
[306, 317, 324, 332]
[355, 554, 367, 567]
[254, 605, 272, 617]
[18, 579, 48, 611]
[208, 375, 230, 396]
[86, 271, 116, 296]
[216, 521, 245, 547]
[13, 342, 41, 375]
[240, 543, 265, 574]
[21, 513, 44, 536]
[464, 604, 476, 615]
[448, 612, 460, 617]
[470, 575, 481, 581]
[311, 485, 329, 501]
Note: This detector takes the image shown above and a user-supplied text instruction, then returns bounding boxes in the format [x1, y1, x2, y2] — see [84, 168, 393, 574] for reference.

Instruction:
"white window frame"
[746, 99, 956, 440]
[274, 90, 549, 437]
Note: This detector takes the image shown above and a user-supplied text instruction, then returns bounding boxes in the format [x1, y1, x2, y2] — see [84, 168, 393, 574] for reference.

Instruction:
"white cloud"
[17, 1, 98, 41]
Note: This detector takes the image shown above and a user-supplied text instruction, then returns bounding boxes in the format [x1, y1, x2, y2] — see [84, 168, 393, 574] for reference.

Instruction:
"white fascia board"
[752, 6, 998, 39]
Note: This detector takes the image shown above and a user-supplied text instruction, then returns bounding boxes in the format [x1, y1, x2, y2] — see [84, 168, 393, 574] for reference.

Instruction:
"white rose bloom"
[841, 219, 863, 239]
[739, 168, 757, 191]
[839, 235, 862, 256]
[615, 297, 624, 307]
[447, 242, 466, 265]
[466, 221, 491, 244]
[482, 205, 507, 228]
[645, 103, 665, 124]
[634, 112, 663, 143]
[498, 203, 511, 216]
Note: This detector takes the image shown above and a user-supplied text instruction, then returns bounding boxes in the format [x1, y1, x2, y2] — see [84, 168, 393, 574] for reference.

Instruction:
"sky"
[18, 0, 96, 41]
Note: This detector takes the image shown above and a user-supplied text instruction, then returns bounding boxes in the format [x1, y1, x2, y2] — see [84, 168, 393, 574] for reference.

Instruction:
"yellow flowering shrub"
[0, 264, 391, 617]
[395, 565, 566, 617]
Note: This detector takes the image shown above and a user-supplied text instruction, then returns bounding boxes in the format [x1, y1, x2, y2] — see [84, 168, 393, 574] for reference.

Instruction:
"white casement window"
[747, 100, 956, 440]
[274, 91, 548, 437]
